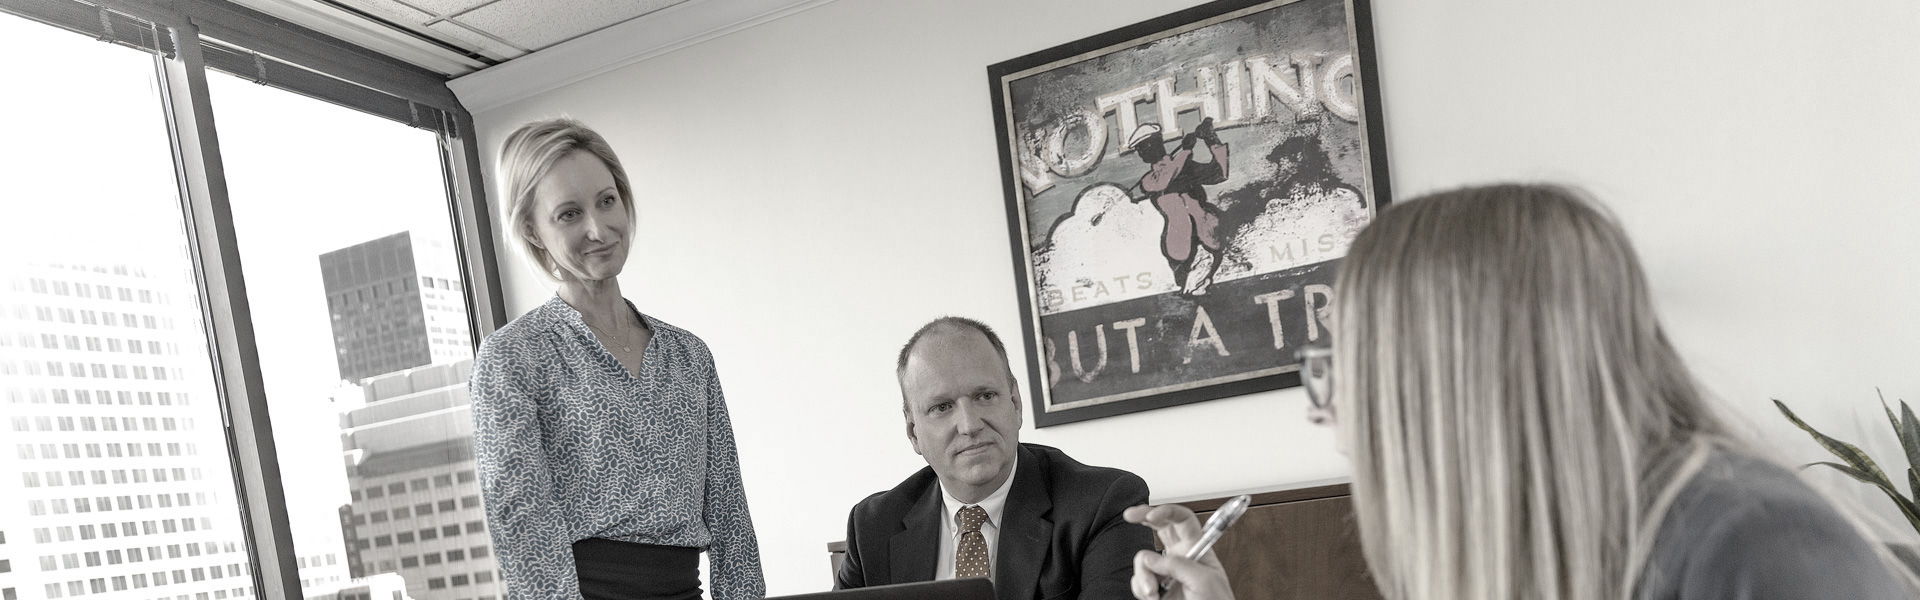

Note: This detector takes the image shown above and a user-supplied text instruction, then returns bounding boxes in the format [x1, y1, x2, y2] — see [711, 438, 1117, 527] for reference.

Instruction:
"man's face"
[901, 328, 1023, 504]
[1134, 137, 1166, 163]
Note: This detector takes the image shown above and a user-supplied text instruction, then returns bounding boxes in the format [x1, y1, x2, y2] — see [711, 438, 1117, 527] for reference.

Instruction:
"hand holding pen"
[1123, 495, 1250, 600]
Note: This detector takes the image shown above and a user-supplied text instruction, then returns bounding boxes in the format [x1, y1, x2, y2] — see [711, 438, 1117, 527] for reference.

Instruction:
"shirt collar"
[939, 455, 1018, 535]
[548, 294, 654, 337]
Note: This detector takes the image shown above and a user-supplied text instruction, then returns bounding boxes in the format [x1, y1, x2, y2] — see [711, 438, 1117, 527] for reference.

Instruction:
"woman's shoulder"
[476, 298, 571, 363]
[1677, 450, 1817, 506]
[1641, 448, 1908, 598]
[640, 313, 712, 355]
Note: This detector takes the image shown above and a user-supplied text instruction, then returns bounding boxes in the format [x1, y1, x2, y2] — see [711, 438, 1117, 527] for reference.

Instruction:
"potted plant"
[1775, 391, 1920, 569]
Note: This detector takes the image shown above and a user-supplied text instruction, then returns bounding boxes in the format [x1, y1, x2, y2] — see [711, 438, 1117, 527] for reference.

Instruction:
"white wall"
[451, 0, 1920, 593]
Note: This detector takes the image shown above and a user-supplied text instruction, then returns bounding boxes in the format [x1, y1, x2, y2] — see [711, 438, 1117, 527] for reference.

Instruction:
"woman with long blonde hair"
[1126, 183, 1915, 599]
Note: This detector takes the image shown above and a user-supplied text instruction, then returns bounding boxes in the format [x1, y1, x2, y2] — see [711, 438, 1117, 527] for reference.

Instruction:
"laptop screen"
[766, 578, 995, 600]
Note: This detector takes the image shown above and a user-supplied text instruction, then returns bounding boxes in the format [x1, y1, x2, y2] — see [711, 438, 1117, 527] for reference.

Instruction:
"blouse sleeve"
[700, 357, 766, 600]
[470, 336, 582, 599]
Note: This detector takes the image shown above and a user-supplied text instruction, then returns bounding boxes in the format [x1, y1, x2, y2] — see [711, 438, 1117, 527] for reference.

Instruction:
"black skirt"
[573, 538, 702, 600]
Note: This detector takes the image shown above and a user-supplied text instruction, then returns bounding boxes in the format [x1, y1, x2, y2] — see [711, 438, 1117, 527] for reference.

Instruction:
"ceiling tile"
[452, 0, 687, 51]
[405, 0, 498, 18]
[426, 20, 528, 61]
[334, 0, 435, 22]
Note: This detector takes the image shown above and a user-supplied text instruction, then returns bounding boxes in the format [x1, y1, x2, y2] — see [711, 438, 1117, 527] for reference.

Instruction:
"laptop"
[766, 578, 995, 600]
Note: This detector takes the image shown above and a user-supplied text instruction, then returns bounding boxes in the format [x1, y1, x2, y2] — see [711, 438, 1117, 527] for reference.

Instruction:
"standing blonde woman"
[1126, 184, 1916, 600]
[470, 118, 763, 600]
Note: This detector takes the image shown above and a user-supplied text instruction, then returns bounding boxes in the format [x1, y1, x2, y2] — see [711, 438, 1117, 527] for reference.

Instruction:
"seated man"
[835, 317, 1154, 600]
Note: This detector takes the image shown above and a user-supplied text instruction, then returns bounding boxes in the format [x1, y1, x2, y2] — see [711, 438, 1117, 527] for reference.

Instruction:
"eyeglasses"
[1294, 345, 1332, 409]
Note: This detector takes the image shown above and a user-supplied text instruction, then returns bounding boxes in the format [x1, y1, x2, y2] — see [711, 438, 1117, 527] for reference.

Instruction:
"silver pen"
[1160, 494, 1252, 594]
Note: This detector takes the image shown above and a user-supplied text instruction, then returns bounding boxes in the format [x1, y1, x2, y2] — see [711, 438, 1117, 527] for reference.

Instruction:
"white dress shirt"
[934, 458, 1019, 581]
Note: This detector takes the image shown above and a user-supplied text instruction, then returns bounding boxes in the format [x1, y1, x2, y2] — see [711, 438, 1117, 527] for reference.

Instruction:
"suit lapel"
[889, 480, 942, 584]
[995, 445, 1051, 600]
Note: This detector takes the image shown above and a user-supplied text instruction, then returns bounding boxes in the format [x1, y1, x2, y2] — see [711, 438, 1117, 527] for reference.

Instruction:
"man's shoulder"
[849, 466, 939, 525]
[1021, 443, 1148, 497]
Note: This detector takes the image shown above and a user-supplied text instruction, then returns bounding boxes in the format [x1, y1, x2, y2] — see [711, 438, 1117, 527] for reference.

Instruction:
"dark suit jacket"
[835, 443, 1154, 600]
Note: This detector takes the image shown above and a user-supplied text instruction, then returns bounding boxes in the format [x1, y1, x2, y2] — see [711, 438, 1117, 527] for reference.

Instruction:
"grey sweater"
[1636, 450, 1911, 599]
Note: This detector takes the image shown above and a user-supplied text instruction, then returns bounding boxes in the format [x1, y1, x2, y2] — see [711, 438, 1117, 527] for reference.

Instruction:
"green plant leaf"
[1776, 399, 1895, 486]
[1898, 398, 1920, 495]
[1911, 468, 1920, 510]
[1808, 461, 1895, 487]
[1882, 389, 1903, 440]
[1805, 461, 1920, 532]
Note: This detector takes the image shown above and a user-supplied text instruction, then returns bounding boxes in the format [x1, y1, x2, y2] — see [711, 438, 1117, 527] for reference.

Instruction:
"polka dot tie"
[955, 504, 991, 579]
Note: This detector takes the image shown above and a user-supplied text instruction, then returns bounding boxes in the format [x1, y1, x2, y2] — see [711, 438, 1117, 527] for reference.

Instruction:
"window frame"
[0, 1, 507, 598]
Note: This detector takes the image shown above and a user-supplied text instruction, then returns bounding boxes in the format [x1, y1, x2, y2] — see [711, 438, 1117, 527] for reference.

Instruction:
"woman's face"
[524, 151, 630, 283]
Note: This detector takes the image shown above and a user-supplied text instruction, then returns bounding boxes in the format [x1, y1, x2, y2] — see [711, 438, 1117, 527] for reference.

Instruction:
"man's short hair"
[895, 317, 1014, 409]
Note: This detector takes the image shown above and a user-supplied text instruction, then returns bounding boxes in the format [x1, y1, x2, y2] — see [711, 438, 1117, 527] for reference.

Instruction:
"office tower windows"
[209, 65, 491, 599]
[319, 233, 474, 383]
[0, 14, 258, 600]
[3, 0, 497, 596]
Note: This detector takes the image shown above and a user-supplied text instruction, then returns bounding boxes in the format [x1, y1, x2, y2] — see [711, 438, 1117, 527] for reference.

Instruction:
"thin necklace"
[584, 312, 635, 355]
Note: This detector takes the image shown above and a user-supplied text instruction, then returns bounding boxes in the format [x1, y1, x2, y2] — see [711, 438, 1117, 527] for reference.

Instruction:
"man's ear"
[904, 409, 924, 457]
[1009, 373, 1022, 417]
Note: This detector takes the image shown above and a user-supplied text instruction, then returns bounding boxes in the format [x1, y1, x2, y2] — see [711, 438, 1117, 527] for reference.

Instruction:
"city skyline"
[0, 13, 490, 599]
[321, 229, 491, 600]
[1, 225, 492, 600]
[0, 261, 259, 600]
[320, 232, 475, 384]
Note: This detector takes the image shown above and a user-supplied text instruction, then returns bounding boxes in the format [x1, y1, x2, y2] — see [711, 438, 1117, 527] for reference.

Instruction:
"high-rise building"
[319, 233, 472, 384]
[2, 527, 19, 600]
[0, 261, 257, 600]
[336, 360, 497, 600]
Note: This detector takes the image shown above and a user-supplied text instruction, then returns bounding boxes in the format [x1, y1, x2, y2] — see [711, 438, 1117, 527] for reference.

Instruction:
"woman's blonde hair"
[1333, 184, 1736, 600]
[496, 117, 635, 282]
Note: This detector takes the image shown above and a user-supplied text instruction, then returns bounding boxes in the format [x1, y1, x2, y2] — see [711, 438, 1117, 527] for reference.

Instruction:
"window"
[1, 0, 496, 594]
[209, 63, 491, 582]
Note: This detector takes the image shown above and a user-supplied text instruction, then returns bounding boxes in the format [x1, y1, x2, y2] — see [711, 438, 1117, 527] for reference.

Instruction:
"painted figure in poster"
[1129, 117, 1229, 296]
[997, 0, 1384, 419]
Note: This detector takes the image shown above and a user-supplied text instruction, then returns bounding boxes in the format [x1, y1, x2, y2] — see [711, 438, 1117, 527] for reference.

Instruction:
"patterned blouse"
[469, 295, 764, 599]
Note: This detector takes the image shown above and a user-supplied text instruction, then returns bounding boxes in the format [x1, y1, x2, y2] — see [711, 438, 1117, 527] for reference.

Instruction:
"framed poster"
[988, 0, 1390, 427]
